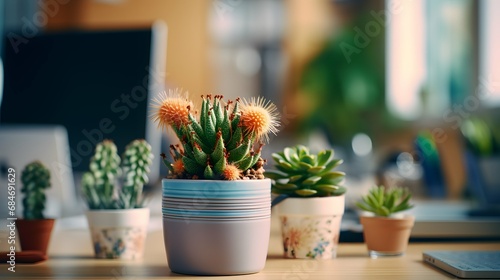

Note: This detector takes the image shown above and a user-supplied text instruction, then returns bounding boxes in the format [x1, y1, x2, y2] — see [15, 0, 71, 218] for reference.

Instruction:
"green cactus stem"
[21, 161, 51, 220]
[158, 94, 275, 180]
[121, 139, 154, 208]
[82, 140, 121, 209]
[81, 139, 153, 209]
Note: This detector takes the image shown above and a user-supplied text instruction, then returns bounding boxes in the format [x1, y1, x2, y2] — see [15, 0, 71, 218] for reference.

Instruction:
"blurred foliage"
[298, 9, 401, 146]
[461, 117, 500, 156]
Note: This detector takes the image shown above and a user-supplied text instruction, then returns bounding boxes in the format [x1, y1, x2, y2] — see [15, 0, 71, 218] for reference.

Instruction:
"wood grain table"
[1, 214, 499, 280]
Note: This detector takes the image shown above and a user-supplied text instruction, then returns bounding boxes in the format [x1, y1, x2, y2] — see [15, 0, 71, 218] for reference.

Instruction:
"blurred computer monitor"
[0, 23, 167, 187]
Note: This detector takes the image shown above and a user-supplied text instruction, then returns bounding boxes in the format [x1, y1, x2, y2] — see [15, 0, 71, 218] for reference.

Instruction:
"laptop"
[423, 250, 500, 278]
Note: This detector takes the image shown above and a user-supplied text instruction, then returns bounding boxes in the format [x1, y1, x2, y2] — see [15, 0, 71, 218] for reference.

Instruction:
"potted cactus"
[16, 161, 54, 256]
[81, 139, 153, 259]
[265, 145, 346, 259]
[356, 186, 414, 258]
[152, 89, 280, 275]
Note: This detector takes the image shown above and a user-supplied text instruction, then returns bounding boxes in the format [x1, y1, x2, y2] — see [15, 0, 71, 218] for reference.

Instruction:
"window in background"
[386, 0, 425, 120]
[426, 0, 474, 113]
[387, 0, 475, 120]
[480, 0, 500, 106]
[209, 0, 286, 103]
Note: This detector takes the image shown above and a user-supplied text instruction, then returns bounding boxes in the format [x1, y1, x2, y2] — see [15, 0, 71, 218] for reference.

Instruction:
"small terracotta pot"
[360, 215, 415, 257]
[16, 219, 55, 256]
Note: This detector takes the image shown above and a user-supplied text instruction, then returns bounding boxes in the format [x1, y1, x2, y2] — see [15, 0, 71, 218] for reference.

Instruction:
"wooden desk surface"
[2, 215, 500, 280]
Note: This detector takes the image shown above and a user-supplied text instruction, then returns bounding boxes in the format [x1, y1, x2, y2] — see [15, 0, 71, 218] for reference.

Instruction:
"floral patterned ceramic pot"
[275, 195, 345, 259]
[85, 208, 149, 259]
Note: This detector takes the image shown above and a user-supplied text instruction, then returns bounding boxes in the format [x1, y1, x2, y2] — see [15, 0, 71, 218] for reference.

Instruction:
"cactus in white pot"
[152, 89, 282, 275]
[81, 139, 153, 260]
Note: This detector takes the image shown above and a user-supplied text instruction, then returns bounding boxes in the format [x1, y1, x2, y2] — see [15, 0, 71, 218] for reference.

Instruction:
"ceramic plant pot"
[360, 215, 415, 258]
[162, 179, 271, 275]
[16, 218, 55, 255]
[275, 195, 345, 259]
[85, 208, 150, 259]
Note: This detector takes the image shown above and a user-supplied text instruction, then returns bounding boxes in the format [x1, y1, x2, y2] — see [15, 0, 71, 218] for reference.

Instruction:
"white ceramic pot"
[275, 195, 345, 259]
[163, 216, 270, 275]
[86, 208, 150, 259]
[162, 179, 271, 275]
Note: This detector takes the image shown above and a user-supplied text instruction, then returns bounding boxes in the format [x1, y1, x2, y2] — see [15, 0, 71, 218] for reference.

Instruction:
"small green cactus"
[82, 139, 153, 209]
[85, 140, 121, 208]
[21, 161, 51, 220]
[152, 90, 280, 180]
[356, 186, 413, 217]
[121, 140, 154, 208]
[266, 145, 346, 197]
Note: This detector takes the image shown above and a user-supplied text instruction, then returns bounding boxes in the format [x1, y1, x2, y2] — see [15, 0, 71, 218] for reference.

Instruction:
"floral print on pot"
[90, 226, 147, 259]
[86, 208, 150, 260]
[280, 215, 342, 259]
[275, 196, 345, 259]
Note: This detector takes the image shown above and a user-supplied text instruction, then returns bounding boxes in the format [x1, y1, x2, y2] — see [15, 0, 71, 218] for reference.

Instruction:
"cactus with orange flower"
[152, 89, 280, 180]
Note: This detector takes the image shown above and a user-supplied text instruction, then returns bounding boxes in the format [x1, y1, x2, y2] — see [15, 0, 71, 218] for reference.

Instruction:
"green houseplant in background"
[16, 161, 54, 257]
[356, 186, 415, 258]
[153, 89, 280, 275]
[266, 145, 347, 259]
[81, 139, 153, 259]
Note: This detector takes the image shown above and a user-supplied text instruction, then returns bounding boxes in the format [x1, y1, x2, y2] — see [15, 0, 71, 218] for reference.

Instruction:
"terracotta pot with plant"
[81, 139, 153, 260]
[16, 161, 55, 257]
[266, 145, 347, 259]
[356, 186, 415, 258]
[152, 90, 280, 275]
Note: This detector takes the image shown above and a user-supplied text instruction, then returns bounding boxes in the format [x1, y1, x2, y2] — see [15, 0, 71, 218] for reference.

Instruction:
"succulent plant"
[21, 161, 51, 220]
[81, 139, 153, 209]
[356, 186, 413, 217]
[152, 89, 280, 180]
[265, 145, 346, 197]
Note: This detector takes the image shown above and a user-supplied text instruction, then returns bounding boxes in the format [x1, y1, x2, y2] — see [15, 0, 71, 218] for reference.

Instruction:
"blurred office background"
[0, 0, 499, 214]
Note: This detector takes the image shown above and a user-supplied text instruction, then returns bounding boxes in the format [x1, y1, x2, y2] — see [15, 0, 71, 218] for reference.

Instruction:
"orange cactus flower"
[222, 164, 241, 180]
[172, 158, 185, 175]
[239, 97, 280, 142]
[151, 89, 192, 130]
